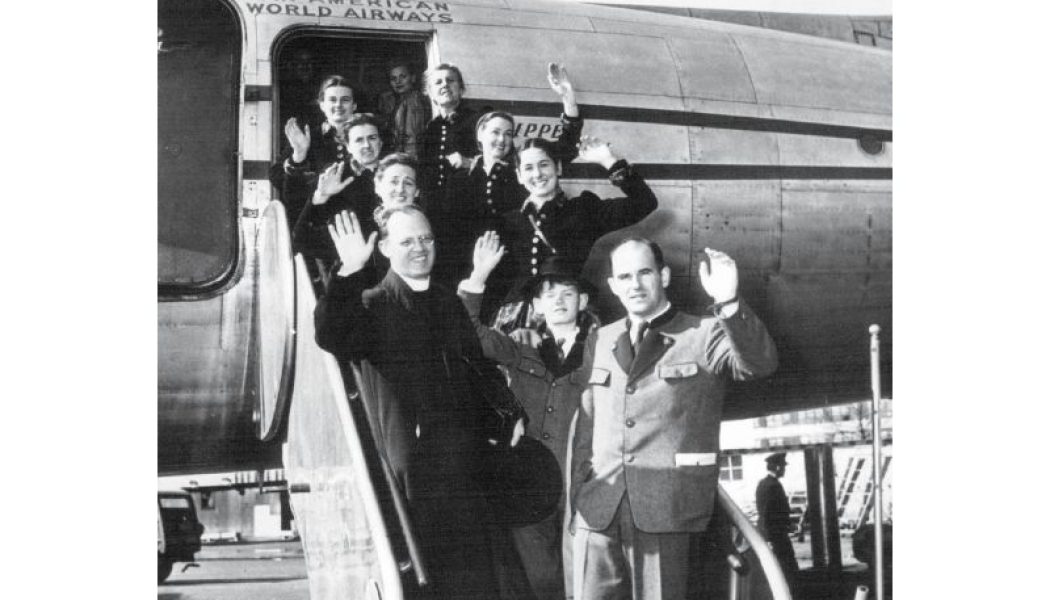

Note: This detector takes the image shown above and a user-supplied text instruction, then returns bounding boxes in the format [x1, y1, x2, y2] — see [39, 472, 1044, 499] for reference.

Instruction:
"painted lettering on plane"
[245, 0, 453, 22]
[514, 122, 563, 141]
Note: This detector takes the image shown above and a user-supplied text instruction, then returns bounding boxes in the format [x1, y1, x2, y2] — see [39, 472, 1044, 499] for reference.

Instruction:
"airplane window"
[158, 0, 241, 291]
[858, 133, 885, 155]
[719, 454, 744, 481]
[159, 497, 193, 509]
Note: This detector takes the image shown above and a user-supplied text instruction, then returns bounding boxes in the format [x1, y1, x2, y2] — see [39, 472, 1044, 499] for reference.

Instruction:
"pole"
[868, 325, 884, 600]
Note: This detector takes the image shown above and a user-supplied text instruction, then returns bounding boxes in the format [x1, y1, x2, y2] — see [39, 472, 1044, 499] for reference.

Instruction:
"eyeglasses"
[398, 235, 435, 248]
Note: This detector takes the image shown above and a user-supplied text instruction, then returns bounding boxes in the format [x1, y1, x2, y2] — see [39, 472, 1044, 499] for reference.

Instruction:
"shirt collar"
[521, 189, 566, 215]
[434, 108, 461, 125]
[537, 323, 588, 374]
[322, 121, 348, 136]
[626, 302, 674, 332]
[481, 156, 509, 173]
[353, 161, 375, 177]
[547, 326, 579, 357]
[399, 272, 431, 291]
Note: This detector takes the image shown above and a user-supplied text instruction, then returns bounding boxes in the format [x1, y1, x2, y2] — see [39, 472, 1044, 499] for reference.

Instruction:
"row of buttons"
[485, 165, 502, 214]
[528, 211, 551, 274]
[436, 125, 449, 186]
[624, 415, 637, 466]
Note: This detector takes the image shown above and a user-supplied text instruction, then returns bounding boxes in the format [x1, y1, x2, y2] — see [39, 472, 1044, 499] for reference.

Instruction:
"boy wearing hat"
[757, 452, 799, 581]
[459, 231, 596, 600]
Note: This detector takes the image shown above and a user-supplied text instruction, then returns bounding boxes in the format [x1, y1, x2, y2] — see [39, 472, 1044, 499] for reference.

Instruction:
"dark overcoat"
[315, 269, 506, 597]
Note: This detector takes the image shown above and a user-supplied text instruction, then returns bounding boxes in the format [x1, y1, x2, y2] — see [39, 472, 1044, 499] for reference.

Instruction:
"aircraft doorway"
[270, 34, 430, 229]
[272, 34, 430, 147]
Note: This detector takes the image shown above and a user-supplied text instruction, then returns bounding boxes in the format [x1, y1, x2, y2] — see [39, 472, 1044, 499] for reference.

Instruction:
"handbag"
[459, 357, 561, 526]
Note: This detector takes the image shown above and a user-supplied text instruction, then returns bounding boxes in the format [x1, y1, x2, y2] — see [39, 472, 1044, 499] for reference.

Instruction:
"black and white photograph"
[152, 1, 896, 598]
[20, 1, 1050, 599]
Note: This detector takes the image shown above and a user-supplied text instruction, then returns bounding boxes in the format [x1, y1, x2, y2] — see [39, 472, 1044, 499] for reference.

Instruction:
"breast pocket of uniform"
[588, 368, 611, 387]
[516, 357, 548, 379]
[657, 362, 699, 379]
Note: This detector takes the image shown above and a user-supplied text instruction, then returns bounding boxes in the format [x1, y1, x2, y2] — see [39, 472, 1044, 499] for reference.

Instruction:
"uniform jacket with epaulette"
[571, 303, 777, 534]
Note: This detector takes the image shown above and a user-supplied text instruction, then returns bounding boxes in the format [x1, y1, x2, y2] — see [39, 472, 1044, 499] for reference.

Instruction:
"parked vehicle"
[788, 491, 808, 534]
[157, 491, 204, 583]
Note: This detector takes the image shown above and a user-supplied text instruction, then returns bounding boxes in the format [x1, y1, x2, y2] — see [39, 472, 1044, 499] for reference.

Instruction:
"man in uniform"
[570, 238, 778, 599]
[756, 452, 799, 583]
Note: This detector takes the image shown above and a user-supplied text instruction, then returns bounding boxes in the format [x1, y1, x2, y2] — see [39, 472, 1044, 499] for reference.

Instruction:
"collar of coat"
[322, 121, 350, 138]
[432, 106, 469, 126]
[374, 268, 440, 314]
[521, 189, 568, 217]
[536, 310, 600, 377]
[610, 306, 687, 378]
[469, 155, 511, 177]
[624, 303, 677, 336]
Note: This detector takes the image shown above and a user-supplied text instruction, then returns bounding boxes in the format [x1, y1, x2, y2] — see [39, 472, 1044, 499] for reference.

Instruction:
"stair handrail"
[255, 200, 297, 442]
[717, 484, 793, 600]
[287, 254, 406, 598]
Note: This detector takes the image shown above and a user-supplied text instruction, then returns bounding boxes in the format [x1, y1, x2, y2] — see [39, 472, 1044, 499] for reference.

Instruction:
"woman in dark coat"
[492, 135, 659, 331]
[268, 75, 362, 228]
[418, 63, 478, 199]
[432, 63, 584, 305]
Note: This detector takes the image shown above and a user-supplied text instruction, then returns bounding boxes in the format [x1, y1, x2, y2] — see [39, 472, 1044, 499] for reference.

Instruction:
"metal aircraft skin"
[158, 0, 891, 476]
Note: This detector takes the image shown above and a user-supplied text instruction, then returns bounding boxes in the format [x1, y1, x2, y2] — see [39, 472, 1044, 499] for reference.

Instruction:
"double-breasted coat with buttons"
[434, 113, 585, 298]
[499, 162, 658, 301]
[571, 304, 778, 534]
[421, 106, 481, 287]
[453, 113, 585, 227]
[419, 106, 479, 196]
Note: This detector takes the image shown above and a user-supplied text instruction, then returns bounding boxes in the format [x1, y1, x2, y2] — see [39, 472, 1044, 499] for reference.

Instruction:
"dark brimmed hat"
[475, 435, 562, 527]
[521, 256, 597, 298]
[765, 452, 787, 467]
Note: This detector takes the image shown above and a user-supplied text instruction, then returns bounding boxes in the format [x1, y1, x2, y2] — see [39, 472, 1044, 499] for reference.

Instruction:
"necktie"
[630, 321, 646, 348]
[630, 321, 649, 360]
[555, 338, 566, 361]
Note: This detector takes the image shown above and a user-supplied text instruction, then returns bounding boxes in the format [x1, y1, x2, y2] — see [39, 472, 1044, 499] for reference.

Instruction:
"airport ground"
[158, 539, 308, 600]
[158, 532, 884, 600]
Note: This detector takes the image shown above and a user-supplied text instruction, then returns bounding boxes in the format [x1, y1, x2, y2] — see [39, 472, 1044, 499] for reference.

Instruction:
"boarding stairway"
[836, 455, 893, 531]
[255, 201, 792, 599]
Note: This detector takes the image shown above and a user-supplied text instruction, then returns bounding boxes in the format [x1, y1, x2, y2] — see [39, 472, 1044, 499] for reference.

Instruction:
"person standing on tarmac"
[571, 239, 778, 599]
[756, 452, 800, 583]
